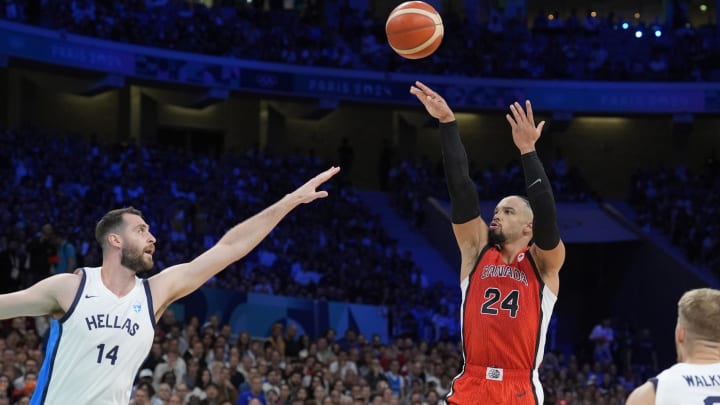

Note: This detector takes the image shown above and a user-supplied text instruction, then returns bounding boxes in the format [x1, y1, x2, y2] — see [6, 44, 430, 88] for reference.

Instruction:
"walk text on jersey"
[683, 374, 720, 388]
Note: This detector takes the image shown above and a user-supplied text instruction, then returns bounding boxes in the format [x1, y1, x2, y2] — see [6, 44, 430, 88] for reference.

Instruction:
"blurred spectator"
[337, 137, 355, 176]
[631, 328, 659, 382]
[26, 224, 54, 286]
[152, 382, 172, 405]
[283, 325, 301, 359]
[237, 375, 266, 405]
[52, 230, 76, 274]
[590, 318, 615, 363]
[266, 323, 285, 356]
[131, 385, 152, 405]
[0, 239, 27, 293]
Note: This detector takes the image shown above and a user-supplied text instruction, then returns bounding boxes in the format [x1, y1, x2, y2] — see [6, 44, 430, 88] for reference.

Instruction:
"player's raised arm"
[410, 81, 487, 282]
[505, 101, 565, 278]
[149, 166, 340, 316]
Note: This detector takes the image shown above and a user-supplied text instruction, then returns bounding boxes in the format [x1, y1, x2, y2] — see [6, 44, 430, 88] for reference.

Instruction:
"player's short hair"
[501, 195, 533, 219]
[95, 207, 143, 249]
[678, 288, 720, 341]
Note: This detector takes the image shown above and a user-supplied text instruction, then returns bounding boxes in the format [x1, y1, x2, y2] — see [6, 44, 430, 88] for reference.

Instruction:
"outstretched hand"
[289, 166, 341, 204]
[505, 100, 545, 154]
[409, 81, 455, 123]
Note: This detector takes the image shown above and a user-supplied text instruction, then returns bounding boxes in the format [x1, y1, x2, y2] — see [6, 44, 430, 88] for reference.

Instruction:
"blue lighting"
[654, 29, 662, 37]
[622, 22, 630, 29]
[635, 30, 643, 38]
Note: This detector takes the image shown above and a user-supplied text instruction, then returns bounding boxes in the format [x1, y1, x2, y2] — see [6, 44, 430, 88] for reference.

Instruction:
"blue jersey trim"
[59, 268, 87, 323]
[30, 268, 86, 404]
[142, 279, 156, 329]
[30, 320, 62, 405]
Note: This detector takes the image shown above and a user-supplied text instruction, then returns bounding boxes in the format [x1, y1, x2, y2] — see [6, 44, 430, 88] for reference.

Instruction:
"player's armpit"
[531, 240, 565, 275]
[452, 217, 487, 281]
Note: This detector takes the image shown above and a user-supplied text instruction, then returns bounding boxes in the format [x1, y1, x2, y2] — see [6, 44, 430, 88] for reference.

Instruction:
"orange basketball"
[385, 1, 444, 59]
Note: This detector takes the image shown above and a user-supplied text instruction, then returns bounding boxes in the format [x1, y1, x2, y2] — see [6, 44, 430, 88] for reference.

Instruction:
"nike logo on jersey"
[528, 178, 542, 188]
[85, 294, 98, 298]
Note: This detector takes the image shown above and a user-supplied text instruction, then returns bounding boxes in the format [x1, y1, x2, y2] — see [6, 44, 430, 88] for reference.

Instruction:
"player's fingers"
[537, 121, 546, 134]
[313, 166, 340, 184]
[324, 166, 341, 177]
[525, 100, 535, 124]
[409, 85, 422, 95]
[515, 102, 529, 124]
[505, 114, 516, 128]
[415, 81, 439, 98]
[410, 89, 427, 103]
[415, 81, 430, 93]
[509, 103, 524, 125]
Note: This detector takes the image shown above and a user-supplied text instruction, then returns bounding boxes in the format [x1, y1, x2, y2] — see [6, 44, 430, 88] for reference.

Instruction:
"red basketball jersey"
[447, 245, 557, 404]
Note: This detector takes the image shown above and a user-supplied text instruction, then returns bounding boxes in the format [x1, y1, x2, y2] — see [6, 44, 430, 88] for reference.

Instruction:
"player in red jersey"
[410, 81, 566, 404]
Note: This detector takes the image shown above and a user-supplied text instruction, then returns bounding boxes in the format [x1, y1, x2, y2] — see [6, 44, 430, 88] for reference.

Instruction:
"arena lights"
[621, 22, 630, 29]
[654, 29, 662, 37]
[700, 4, 708, 12]
[635, 30, 643, 38]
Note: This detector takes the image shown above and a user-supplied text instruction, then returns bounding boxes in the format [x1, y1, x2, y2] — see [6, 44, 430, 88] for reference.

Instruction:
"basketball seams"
[386, 23, 438, 36]
[389, 24, 443, 55]
[386, 8, 442, 26]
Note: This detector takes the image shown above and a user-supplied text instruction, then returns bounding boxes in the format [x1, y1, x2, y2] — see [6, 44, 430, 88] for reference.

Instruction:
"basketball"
[385, 1, 444, 59]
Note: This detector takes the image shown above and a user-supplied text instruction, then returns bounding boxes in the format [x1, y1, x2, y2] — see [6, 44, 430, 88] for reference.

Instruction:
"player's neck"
[100, 261, 139, 298]
[683, 345, 720, 364]
[499, 239, 530, 263]
[683, 355, 720, 364]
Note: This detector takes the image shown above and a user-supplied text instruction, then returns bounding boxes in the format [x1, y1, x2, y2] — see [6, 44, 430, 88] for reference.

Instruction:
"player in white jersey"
[626, 288, 720, 405]
[0, 166, 340, 405]
[34, 267, 156, 404]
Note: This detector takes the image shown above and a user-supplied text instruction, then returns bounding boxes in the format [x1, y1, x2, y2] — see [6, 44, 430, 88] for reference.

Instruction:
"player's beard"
[121, 245, 153, 273]
[488, 229, 506, 246]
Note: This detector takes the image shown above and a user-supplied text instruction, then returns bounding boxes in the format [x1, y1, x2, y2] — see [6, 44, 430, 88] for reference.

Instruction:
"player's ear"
[675, 323, 685, 344]
[108, 233, 122, 248]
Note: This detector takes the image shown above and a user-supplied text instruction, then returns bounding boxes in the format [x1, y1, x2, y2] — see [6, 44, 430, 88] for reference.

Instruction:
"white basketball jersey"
[31, 267, 156, 405]
[654, 362, 720, 405]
